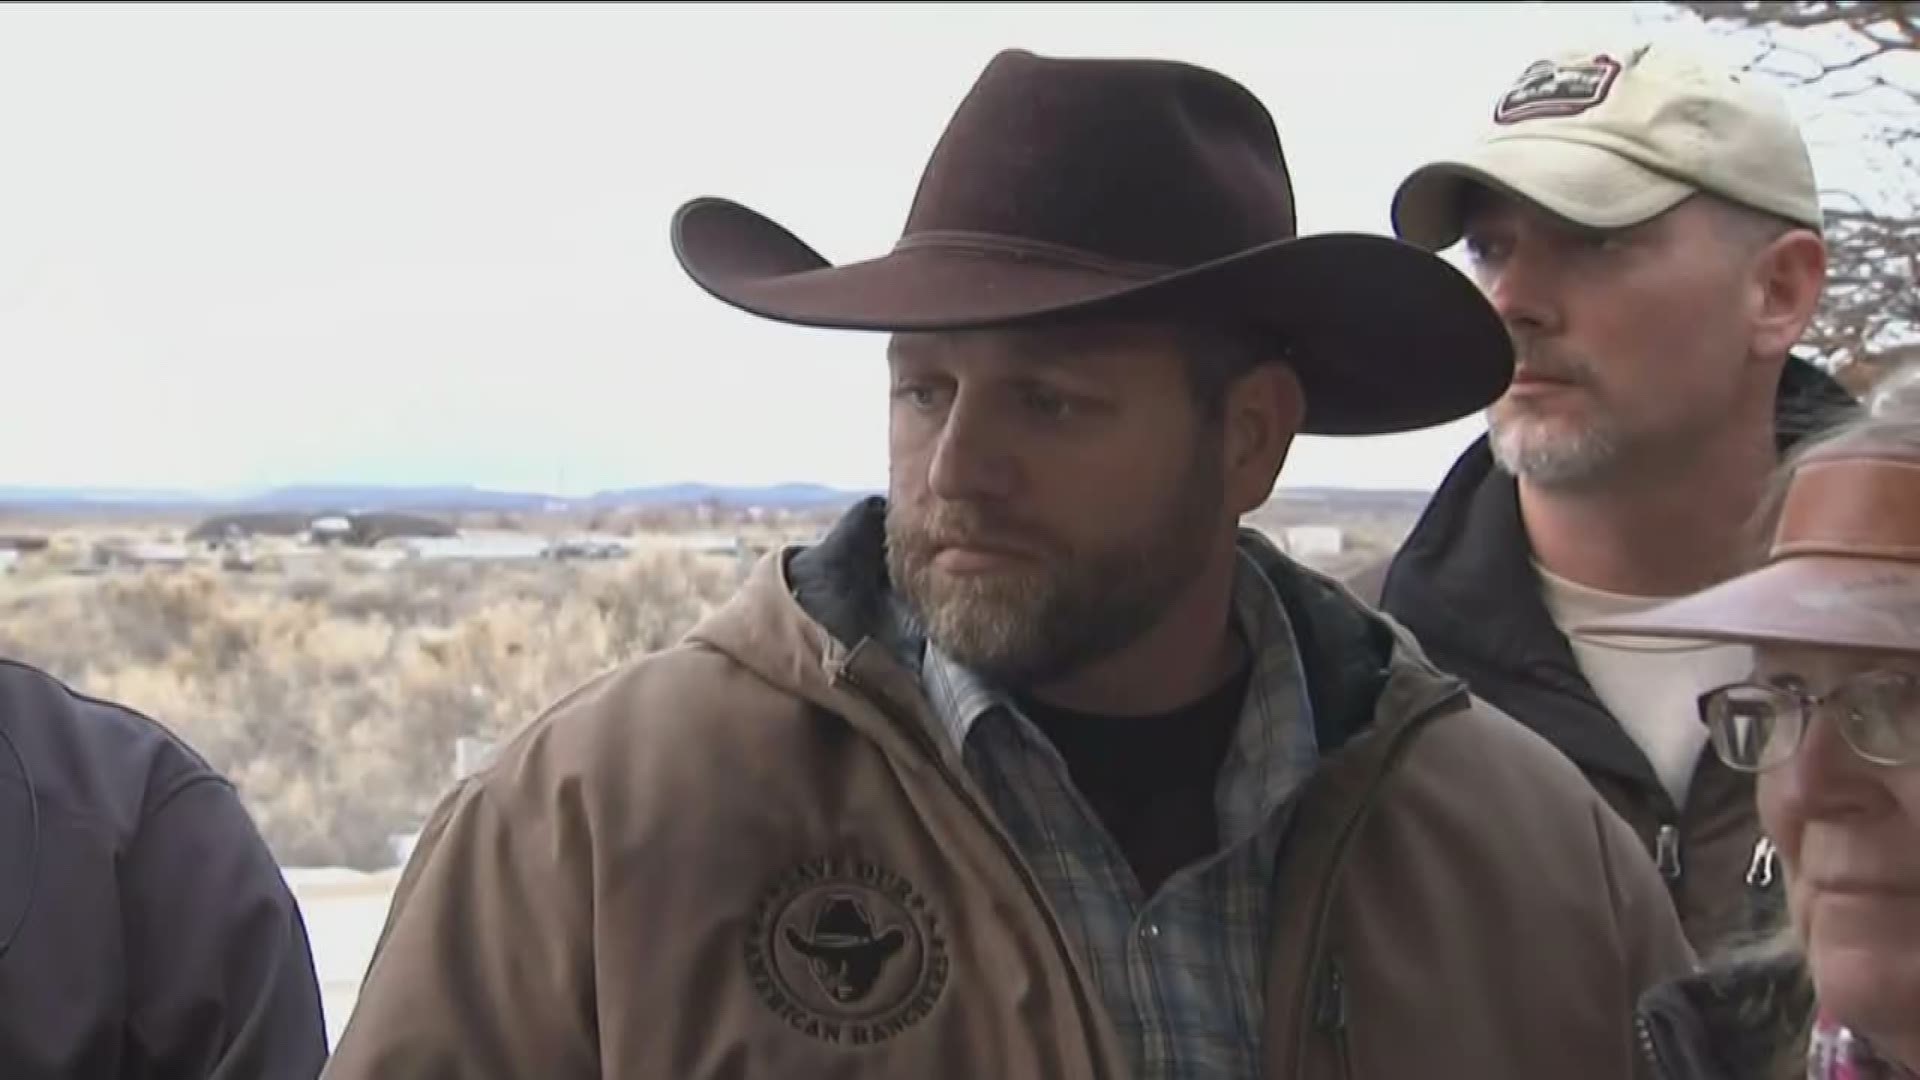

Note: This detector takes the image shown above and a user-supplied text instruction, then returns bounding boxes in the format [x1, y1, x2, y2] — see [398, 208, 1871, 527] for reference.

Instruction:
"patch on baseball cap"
[1494, 55, 1622, 124]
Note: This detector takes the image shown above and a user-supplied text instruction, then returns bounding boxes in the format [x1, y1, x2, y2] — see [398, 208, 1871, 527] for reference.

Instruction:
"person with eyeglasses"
[1580, 364, 1920, 1080]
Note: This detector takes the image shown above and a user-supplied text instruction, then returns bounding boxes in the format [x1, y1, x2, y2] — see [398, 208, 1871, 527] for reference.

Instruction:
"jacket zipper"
[1290, 685, 1469, 1077]
[1655, 823, 1683, 882]
[1313, 956, 1353, 1080]
[833, 660, 1118, 1080]
[1634, 1010, 1667, 1080]
[1746, 836, 1777, 889]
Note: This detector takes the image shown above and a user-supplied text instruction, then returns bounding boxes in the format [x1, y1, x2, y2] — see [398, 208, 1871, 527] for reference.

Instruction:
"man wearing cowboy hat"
[324, 49, 1690, 1080]
[1356, 41, 1855, 956]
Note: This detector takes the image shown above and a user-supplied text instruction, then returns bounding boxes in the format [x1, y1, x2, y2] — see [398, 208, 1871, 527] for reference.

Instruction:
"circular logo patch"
[745, 854, 949, 1046]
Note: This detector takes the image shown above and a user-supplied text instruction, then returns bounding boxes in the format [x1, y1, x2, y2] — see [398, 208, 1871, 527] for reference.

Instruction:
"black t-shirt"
[1016, 660, 1252, 897]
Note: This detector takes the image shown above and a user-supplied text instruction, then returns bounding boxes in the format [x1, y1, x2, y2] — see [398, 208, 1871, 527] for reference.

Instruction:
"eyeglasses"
[1697, 670, 1920, 772]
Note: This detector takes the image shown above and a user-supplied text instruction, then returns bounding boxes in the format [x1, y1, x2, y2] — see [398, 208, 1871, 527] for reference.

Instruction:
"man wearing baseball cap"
[1359, 41, 1856, 955]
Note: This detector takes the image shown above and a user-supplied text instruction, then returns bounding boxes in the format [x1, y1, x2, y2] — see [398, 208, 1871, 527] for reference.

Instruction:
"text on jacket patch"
[745, 854, 950, 1045]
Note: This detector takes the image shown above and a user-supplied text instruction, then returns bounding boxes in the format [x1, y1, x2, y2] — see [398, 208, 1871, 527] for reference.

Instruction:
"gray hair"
[1749, 360, 1920, 557]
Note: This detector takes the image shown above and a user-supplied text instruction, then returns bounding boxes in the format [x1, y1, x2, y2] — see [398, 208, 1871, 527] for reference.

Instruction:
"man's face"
[1460, 192, 1769, 490]
[883, 321, 1231, 688]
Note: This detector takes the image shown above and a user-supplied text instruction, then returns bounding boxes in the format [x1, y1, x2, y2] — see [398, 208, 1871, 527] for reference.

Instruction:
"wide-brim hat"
[670, 49, 1513, 437]
[1579, 451, 1920, 655]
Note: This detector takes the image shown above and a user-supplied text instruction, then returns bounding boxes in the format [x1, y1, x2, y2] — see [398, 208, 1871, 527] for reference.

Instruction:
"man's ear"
[1750, 229, 1828, 361]
[1223, 360, 1304, 516]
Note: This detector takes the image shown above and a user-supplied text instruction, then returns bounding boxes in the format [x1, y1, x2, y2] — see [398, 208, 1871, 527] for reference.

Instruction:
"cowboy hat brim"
[1575, 556, 1920, 657]
[671, 197, 1513, 437]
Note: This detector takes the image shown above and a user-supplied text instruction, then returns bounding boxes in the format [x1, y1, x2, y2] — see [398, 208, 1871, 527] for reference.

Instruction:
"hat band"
[1772, 456, 1920, 561]
[892, 230, 1175, 279]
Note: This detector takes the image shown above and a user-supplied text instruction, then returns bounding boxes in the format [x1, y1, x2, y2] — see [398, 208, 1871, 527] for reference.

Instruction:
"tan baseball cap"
[1393, 41, 1824, 251]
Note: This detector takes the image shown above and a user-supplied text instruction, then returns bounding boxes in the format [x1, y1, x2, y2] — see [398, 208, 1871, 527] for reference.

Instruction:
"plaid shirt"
[921, 549, 1319, 1079]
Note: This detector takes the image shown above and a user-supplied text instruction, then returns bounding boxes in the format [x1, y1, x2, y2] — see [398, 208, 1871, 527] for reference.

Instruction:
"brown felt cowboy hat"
[669, 49, 1514, 437]
[1579, 447, 1920, 656]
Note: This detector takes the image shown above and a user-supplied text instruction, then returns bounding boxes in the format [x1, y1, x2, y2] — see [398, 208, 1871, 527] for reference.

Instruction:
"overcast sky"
[0, 2, 1848, 495]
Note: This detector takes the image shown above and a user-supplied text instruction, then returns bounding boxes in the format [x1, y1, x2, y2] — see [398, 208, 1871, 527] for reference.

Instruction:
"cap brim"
[671, 196, 1514, 437]
[1392, 137, 1696, 251]
[1576, 557, 1920, 656]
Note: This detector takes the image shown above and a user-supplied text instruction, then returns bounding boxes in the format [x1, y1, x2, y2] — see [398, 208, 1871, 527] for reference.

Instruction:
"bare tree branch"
[1685, 2, 1919, 37]
[1668, 0, 1920, 392]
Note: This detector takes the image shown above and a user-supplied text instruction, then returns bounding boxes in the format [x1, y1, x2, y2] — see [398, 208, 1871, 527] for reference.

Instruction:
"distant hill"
[0, 482, 881, 514]
[0, 481, 1429, 516]
[237, 482, 880, 513]
[0, 485, 218, 511]
[584, 483, 876, 509]
[188, 510, 458, 544]
[232, 485, 560, 514]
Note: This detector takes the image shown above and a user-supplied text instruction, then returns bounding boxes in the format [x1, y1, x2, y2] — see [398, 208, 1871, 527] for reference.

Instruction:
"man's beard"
[884, 451, 1224, 689]
[1488, 409, 1625, 489]
[1488, 345, 1626, 490]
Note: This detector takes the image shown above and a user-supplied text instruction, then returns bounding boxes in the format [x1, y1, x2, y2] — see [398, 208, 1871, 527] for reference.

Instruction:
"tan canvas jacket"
[324, 500, 1694, 1080]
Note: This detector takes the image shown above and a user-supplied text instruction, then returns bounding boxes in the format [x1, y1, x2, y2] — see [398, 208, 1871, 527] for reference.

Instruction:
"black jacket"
[1637, 957, 1810, 1080]
[0, 658, 328, 1079]
[1367, 357, 1856, 953]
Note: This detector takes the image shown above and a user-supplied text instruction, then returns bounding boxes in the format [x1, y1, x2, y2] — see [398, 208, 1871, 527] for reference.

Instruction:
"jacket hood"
[685, 496, 1465, 758]
[1378, 356, 1858, 791]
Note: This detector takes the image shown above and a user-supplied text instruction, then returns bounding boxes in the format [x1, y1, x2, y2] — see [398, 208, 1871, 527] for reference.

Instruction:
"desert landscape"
[0, 484, 1422, 872]
[0, 483, 1425, 1041]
